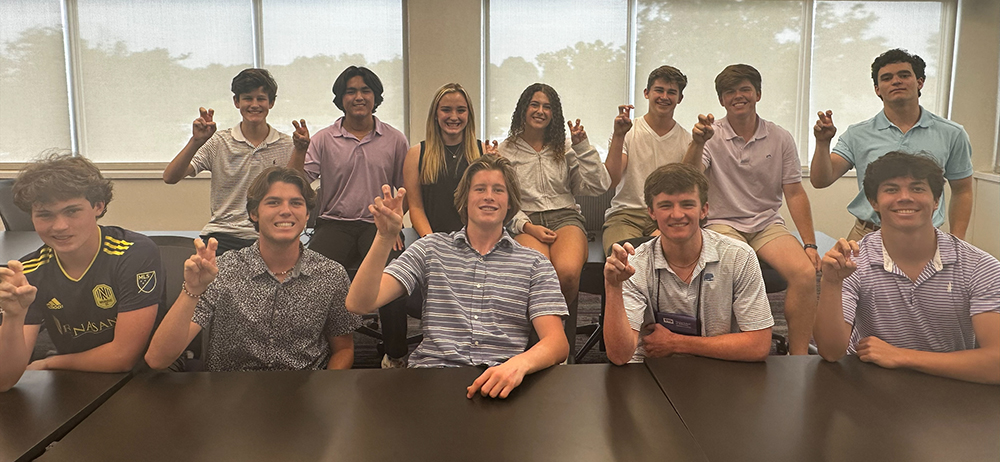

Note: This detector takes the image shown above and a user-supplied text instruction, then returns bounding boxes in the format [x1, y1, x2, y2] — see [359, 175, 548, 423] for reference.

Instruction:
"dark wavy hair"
[231, 68, 278, 102]
[245, 167, 317, 231]
[13, 151, 112, 217]
[871, 49, 926, 97]
[507, 83, 566, 162]
[332, 66, 384, 113]
[863, 151, 944, 205]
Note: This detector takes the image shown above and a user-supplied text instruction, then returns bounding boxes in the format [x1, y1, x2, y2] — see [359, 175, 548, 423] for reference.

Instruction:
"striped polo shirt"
[384, 228, 568, 368]
[843, 230, 1000, 354]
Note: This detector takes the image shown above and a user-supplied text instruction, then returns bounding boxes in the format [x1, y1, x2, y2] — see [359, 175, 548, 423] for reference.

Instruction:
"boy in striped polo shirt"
[815, 152, 999, 384]
[163, 68, 308, 255]
[346, 155, 569, 399]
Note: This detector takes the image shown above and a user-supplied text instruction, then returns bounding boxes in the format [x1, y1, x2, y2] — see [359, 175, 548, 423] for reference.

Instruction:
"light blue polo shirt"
[832, 107, 973, 226]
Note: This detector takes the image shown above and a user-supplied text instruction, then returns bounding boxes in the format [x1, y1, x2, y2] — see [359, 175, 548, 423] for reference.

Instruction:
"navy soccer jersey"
[20, 226, 163, 355]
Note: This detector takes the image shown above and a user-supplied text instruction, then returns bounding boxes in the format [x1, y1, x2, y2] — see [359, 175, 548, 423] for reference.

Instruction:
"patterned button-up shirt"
[384, 229, 568, 368]
[193, 242, 361, 371]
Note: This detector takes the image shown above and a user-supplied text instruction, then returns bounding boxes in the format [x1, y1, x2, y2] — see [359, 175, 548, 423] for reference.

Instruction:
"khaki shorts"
[528, 208, 587, 233]
[706, 222, 792, 252]
[602, 208, 657, 255]
[846, 218, 879, 242]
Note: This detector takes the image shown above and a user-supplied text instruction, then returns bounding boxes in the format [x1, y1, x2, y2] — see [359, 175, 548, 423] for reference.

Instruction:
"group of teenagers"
[1, 47, 997, 397]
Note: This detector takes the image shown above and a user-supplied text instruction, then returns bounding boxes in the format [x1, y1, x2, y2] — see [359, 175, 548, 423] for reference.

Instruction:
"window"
[0, 1, 70, 162]
[0, 0, 405, 165]
[485, 0, 955, 164]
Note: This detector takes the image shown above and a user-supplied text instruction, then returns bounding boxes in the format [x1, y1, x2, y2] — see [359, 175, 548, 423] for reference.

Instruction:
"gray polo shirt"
[623, 230, 774, 363]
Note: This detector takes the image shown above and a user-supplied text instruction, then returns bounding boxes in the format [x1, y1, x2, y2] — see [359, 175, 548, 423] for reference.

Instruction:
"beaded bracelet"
[181, 281, 205, 299]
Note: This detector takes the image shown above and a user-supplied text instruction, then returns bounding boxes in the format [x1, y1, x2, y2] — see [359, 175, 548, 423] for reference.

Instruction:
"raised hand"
[820, 238, 860, 283]
[0, 260, 38, 319]
[604, 242, 636, 287]
[813, 110, 837, 142]
[484, 140, 499, 156]
[292, 119, 310, 151]
[183, 238, 219, 296]
[692, 114, 715, 144]
[568, 119, 588, 145]
[370, 184, 406, 239]
[613, 105, 634, 137]
[192, 107, 217, 143]
[524, 223, 557, 244]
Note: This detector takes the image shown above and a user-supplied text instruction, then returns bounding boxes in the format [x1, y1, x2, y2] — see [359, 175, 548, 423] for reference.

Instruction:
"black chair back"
[0, 179, 34, 231]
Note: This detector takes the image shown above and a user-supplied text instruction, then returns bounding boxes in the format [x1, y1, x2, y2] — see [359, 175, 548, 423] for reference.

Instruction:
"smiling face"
[524, 91, 553, 132]
[870, 176, 938, 232]
[648, 189, 708, 245]
[719, 79, 760, 118]
[32, 197, 103, 260]
[874, 62, 923, 104]
[250, 181, 309, 245]
[341, 75, 375, 119]
[233, 86, 274, 124]
[436, 91, 469, 143]
[644, 78, 683, 119]
[465, 169, 510, 231]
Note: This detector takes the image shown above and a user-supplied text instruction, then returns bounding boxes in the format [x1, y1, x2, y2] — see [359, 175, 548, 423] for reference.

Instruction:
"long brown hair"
[421, 83, 480, 184]
[507, 83, 566, 162]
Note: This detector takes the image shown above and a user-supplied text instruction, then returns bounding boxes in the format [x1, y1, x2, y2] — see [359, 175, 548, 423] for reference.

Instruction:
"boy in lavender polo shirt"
[682, 64, 820, 356]
[288, 65, 411, 368]
[815, 152, 999, 385]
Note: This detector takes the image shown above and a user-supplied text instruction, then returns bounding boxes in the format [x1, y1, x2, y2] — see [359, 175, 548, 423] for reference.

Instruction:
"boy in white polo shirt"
[163, 68, 308, 254]
[603, 66, 692, 255]
[814, 152, 999, 385]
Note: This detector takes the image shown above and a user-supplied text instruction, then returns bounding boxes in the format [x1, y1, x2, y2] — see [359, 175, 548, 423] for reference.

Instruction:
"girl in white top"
[498, 83, 611, 313]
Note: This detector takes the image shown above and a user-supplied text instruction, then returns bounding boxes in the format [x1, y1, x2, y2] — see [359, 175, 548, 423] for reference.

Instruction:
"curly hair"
[13, 151, 112, 217]
[231, 68, 278, 102]
[871, 49, 926, 97]
[507, 83, 566, 162]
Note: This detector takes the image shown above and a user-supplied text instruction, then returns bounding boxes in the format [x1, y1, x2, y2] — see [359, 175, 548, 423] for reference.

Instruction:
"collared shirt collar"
[719, 116, 769, 142]
[876, 228, 951, 273]
[651, 229, 720, 275]
[246, 240, 310, 281]
[453, 226, 516, 254]
[230, 123, 280, 147]
[332, 116, 384, 140]
[874, 106, 933, 131]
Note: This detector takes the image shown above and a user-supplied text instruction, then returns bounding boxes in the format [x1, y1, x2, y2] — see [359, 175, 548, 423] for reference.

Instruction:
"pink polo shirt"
[304, 116, 408, 222]
[700, 116, 802, 233]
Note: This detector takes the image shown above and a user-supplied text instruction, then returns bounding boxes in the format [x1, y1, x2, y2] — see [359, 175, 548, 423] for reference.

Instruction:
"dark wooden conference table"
[0, 371, 130, 462]
[646, 355, 1000, 462]
[35, 364, 709, 462]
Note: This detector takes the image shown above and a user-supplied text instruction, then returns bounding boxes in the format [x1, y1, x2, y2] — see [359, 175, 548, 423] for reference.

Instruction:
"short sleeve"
[780, 131, 803, 185]
[621, 277, 649, 332]
[303, 140, 322, 182]
[730, 249, 774, 332]
[384, 238, 430, 295]
[968, 254, 1000, 317]
[323, 263, 363, 338]
[526, 255, 568, 320]
[943, 128, 974, 181]
[831, 129, 857, 168]
[841, 271, 861, 325]
[190, 134, 219, 175]
[115, 237, 163, 313]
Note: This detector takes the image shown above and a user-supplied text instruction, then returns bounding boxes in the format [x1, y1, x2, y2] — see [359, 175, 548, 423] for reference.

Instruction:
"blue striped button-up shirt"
[385, 228, 568, 368]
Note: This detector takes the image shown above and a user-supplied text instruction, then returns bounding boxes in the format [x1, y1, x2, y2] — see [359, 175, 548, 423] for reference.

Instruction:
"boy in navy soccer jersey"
[0, 153, 162, 392]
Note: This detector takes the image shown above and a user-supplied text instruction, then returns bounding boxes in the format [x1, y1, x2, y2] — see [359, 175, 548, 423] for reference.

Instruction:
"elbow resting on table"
[817, 346, 846, 363]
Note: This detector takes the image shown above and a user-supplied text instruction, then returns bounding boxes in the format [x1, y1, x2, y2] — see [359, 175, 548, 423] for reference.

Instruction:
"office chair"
[149, 235, 206, 370]
[0, 178, 34, 231]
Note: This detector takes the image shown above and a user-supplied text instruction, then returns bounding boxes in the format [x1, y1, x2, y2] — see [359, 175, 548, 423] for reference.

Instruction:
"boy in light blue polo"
[810, 49, 973, 241]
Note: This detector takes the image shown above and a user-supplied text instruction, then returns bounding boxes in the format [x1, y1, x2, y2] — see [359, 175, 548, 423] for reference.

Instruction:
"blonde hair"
[421, 83, 480, 184]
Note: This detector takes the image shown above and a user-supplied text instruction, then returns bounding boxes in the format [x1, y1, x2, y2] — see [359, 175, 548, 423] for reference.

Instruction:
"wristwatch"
[803, 243, 818, 250]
